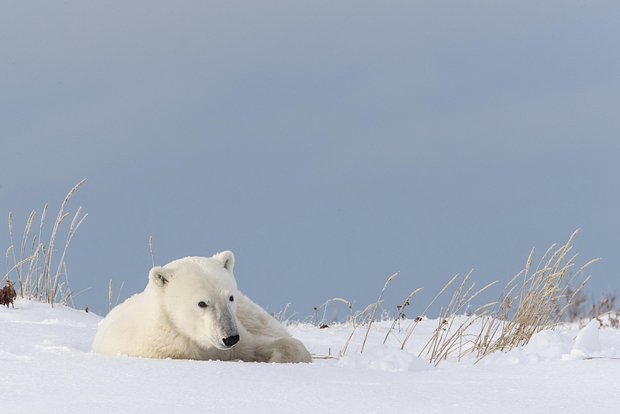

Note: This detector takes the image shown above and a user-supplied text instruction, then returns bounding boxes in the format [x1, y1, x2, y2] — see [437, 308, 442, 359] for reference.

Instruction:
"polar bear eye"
[229, 295, 234, 302]
[198, 301, 208, 308]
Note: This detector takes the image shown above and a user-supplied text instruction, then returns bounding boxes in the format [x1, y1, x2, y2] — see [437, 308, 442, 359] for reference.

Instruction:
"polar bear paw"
[255, 337, 312, 363]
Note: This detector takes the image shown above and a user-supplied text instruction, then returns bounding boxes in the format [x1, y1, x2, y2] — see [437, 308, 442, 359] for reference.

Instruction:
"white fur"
[92, 251, 312, 363]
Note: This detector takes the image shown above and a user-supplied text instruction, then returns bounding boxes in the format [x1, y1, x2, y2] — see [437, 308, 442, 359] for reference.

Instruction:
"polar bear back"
[235, 292, 291, 338]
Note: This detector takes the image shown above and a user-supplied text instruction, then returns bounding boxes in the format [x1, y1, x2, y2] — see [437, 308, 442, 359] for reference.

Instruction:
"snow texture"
[2, 301, 620, 414]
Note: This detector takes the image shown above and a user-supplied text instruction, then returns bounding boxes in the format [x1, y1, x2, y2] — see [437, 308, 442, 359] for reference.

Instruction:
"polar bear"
[92, 251, 312, 363]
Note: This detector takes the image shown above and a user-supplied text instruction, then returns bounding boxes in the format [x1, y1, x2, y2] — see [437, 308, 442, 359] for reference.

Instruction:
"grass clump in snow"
[2, 180, 87, 306]
[330, 231, 597, 365]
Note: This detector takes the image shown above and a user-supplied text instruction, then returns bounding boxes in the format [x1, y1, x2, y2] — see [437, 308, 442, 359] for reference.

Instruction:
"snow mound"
[525, 329, 573, 359]
[570, 319, 602, 358]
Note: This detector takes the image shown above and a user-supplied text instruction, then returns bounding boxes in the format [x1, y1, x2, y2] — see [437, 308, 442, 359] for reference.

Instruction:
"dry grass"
[416, 275, 497, 364]
[333, 231, 597, 365]
[470, 231, 596, 360]
[410, 230, 598, 364]
[2, 180, 87, 306]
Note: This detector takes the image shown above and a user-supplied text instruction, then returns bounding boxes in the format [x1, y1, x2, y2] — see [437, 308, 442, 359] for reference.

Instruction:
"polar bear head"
[148, 251, 241, 351]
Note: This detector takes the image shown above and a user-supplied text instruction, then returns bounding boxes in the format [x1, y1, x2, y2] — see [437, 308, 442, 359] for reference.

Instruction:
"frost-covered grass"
[3, 180, 87, 305]
[1, 300, 620, 414]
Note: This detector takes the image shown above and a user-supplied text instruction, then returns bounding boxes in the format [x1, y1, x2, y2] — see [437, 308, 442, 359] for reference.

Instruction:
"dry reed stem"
[3, 257, 36, 280]
[383, 288, 423, 344]
[34, 204, 48, 299]
[18, 211, 36, 295]
[360, 272, 398, 353]
[5, 246, 14, 279]
[149, 236, 155, 267]
[8, 213, 20, 291]
[115, 280, 126, 306]
[109, 279, 113, 312]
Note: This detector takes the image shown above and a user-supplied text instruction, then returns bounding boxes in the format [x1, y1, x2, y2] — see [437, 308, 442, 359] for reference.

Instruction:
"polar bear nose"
[222, 335, 240, 347]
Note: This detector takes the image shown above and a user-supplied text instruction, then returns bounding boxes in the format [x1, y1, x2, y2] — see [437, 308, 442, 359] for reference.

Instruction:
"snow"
[2, 301, 620, 413]
[571, 319, 602, 357]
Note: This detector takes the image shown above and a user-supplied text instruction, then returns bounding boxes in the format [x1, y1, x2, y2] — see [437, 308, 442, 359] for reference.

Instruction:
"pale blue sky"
[1, 1, 619, 316]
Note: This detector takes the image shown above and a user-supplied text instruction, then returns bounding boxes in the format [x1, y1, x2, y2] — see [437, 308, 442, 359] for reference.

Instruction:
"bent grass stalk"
[360, 272, 398, 354]
[314, 297, 352, 325]
[383, 288, 422, 345]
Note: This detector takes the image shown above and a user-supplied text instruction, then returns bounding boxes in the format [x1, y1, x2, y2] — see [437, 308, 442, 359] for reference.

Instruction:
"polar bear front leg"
[254, 337, 312, 363]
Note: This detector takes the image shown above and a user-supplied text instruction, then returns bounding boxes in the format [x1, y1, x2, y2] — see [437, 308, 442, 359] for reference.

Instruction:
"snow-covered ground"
[1, 300, 619, 413]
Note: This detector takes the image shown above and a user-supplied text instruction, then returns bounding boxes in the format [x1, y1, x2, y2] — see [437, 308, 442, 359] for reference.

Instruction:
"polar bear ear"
[214, 250, 235, 272]
[149, 267, 172, 287]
